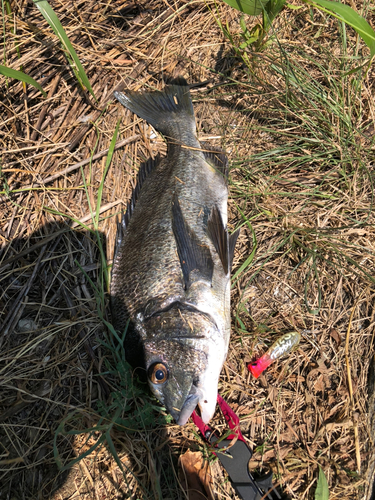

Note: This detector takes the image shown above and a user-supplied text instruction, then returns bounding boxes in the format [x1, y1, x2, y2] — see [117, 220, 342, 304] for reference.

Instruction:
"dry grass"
[1, 0, 375, 499]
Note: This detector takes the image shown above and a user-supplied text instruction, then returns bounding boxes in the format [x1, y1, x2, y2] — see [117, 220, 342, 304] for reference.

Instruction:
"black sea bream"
[111, 78, 239, 425]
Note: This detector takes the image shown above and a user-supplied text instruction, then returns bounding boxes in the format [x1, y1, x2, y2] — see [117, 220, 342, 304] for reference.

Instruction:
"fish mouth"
[173, 385, 202, 426]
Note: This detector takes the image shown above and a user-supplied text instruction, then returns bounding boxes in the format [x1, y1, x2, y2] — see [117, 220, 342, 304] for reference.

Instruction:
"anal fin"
[172, 196, 214, 289]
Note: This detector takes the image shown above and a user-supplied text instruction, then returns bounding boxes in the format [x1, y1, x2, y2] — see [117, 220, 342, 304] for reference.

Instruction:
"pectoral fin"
[207, 205, 229, 274]
[172, 196, 214, 289]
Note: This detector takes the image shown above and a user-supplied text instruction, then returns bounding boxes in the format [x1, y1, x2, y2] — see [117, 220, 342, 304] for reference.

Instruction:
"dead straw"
[345, 289, 367, 475]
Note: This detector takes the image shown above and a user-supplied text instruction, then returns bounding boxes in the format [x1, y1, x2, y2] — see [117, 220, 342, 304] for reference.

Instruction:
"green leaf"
[315, 467, 329, 500]
[0, 65, 47, 96]
[265, 0, 287, 26]
[32, 0, 96, 99]
[306, 0, 375, 57]
[222, 0, 269, 17]
[286, 3, 304, 9]
[240, 37, 259, 48]
[240, 14, 248, 34]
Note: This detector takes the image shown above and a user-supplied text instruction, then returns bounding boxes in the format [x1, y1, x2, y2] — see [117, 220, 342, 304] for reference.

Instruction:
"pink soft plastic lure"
[248, 331, 301, 378]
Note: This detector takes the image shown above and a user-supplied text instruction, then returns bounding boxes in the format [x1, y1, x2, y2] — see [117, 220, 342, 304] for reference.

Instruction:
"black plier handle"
[191, 395, 281, 500]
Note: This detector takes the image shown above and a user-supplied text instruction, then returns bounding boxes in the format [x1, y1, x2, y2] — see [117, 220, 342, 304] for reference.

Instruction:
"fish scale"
[111, 78, 239, 425]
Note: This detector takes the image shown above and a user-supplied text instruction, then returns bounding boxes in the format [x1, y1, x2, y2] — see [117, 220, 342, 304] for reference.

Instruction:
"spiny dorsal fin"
[113, 155, 160, 261]
[172, 196, 214, 289]
[207, 206, 229, 274]
[229, 228, 240, 270]
[124, 155, 160, 229]
[200, 142, 228, 181]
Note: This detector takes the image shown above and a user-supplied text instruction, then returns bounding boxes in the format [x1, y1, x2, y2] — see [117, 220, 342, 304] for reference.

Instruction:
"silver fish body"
[111, 79, 239, 425]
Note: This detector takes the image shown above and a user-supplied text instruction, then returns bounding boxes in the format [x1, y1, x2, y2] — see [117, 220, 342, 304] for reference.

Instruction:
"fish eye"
[148, 362, 169, 384]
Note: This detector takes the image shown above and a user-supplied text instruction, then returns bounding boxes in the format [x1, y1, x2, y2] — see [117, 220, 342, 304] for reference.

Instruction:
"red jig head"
[248, 331, 301, 378]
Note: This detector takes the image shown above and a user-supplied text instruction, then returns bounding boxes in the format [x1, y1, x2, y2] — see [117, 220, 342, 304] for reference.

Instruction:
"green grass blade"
[105, 429, 126, 474]
[222, 0, 268, 16]
[231, 204, 258, 286]
[93, 120, 120, 290]
[32, 0, 96, 99]
[53, 412, 107, 471]
[306, 0, 375, 57]
[0, 64, 47, 96]
[96, 119, 121, 226]
[315, 467, 329, 500]
[105, 428, 149, 495]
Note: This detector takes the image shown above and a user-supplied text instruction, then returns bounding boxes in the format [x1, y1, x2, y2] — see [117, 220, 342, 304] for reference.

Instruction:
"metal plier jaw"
[191, 395, 281, 500]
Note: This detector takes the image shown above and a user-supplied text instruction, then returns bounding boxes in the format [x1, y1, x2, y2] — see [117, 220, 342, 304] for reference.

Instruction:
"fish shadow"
[0, 219, 109, 496]
[0, 216, 190, 499]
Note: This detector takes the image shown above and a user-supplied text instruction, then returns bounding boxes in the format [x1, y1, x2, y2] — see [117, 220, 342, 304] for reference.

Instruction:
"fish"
[110, 77, 239, 425]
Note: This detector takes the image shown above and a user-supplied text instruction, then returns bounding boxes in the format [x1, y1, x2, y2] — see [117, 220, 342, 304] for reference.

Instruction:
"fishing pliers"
[192, 395, 282, 500]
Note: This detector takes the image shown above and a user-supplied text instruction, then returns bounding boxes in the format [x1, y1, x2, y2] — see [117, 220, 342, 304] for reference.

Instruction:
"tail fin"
[114, 78, 195, 138]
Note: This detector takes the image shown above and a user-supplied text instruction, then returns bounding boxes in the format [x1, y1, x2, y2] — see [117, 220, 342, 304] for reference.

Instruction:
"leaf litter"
[1, 0, 375, 499]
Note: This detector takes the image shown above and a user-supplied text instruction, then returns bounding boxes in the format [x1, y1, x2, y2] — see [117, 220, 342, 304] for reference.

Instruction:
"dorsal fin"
[200, 142, 228, 181]
[113, 155, 160, 261]
[124, 155, 160, 228]
[207, 206, 229, 274]
[172, 196, 214, 289]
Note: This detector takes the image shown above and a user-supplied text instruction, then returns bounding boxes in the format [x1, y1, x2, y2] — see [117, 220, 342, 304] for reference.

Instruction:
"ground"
[1, 0, 375, 499]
